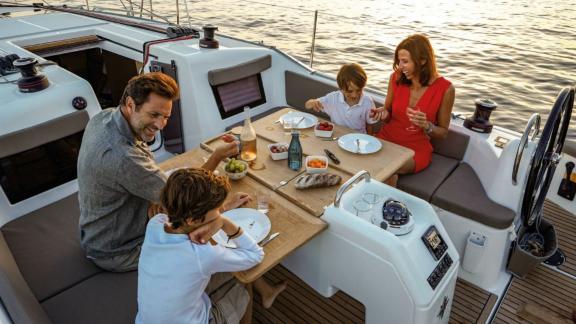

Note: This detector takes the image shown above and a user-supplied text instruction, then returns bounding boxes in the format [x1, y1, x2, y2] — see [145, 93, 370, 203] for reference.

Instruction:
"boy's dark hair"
[394, 34, 438, 87]
[336, 63, 367, 90]
[119, 72, 179, 110]
[160, 168, 230, 229]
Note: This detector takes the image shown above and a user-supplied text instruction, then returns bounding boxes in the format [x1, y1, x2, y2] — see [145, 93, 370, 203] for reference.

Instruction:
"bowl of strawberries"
[268, 143, 289, 160]
[314, 121, 334, 138]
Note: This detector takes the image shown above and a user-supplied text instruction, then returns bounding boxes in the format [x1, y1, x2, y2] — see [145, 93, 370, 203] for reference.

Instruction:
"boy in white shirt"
[305, 63, 378, 134]
[137, 168, 285, 324]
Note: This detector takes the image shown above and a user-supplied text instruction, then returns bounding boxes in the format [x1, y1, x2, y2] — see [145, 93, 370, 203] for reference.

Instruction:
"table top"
[250, 108, 414, 182]
[158, 148, 327, 284]
[201, 107, 414, 216]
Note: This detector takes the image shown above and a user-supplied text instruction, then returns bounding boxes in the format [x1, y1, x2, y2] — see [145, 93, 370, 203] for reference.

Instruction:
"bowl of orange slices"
[305, 156, 328, 174]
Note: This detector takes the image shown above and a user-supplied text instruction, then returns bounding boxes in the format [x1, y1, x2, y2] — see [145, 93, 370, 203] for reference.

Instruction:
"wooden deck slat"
[510, 279, 576, 307]
[269, 267, 364, 322]
[263, 272, 350, 323]
[495, 263, 576, 323]
[254, 264, 496, 323]
[273, 265, 366, 320]
[543, 201, 576, 277]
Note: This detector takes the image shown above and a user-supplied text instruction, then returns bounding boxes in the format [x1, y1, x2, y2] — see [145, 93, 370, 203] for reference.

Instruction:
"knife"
[324, 149, 341, 165]
[260, 232, 280, 246]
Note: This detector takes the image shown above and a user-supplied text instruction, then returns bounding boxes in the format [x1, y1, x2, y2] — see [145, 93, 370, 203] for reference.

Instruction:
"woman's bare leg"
[384, 158, 415, 187]
[253, 278, 287, 309]
[397, 158, 416, 175]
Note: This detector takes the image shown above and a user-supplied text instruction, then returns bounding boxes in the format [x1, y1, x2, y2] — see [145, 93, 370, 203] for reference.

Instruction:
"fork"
[321, 136, 339, 141]
[356, 139, 361, 153]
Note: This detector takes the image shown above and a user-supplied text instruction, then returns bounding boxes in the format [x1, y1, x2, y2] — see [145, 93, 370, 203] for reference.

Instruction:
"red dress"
[377, 71, 452, 173]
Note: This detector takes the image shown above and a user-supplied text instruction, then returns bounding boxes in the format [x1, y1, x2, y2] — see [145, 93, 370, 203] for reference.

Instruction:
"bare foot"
[261, 281, 287, 309]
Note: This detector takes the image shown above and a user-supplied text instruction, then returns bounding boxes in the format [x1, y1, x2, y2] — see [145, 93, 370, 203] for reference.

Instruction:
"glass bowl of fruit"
[314, 121, 334, 138]
[224, 158, 248, 180]
[268, 143, 289, 160]
[305, 156, 329, 174]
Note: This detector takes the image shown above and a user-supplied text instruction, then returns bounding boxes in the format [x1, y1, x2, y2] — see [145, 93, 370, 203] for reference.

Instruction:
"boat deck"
[493, 265, 576, 323]
[253, 201, 576, 323]
[543, 201, 576, 277]
[493, 200, 576, 323]
[253, 265, 496, 323]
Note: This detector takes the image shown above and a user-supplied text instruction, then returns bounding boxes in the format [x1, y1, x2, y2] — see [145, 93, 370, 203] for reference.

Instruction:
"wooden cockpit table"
[158, 148, 327, 284]
[251, 107, 414, 182]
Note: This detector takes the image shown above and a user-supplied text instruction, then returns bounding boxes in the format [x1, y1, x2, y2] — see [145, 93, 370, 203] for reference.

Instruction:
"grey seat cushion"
[431, 130, 470, 160]
[398, 153, 460, 201]
[0, 194, 102, 301]
[431, 163, 516, 229]
[41, 271, 137, 324]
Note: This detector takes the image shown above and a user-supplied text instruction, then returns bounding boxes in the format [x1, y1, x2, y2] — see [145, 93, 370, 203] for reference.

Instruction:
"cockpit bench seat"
[397, 129, 515, 229]
[398, 130, 470, 202]
[431, 163, 516, 229]
[397, 153, 460, 202]
[0, 194, 137, 324]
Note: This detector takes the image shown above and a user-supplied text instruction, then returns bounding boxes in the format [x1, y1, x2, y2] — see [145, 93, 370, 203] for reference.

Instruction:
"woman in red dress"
[372, 34, 455, 184]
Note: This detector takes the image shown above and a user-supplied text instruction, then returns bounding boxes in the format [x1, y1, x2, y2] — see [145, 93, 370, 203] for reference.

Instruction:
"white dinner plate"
[279, 111, 318, 129]
[212, 208, 271, 248]
[338, 133, 382, 154]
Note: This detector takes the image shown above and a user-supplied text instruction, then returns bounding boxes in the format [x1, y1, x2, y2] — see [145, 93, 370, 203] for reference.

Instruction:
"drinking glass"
[283, 118, 293, 135]
[362, 192, 382, 206]
[406, 106, 422, 132]
[352, 200, 372, 221]
[257, 193, 270, 214]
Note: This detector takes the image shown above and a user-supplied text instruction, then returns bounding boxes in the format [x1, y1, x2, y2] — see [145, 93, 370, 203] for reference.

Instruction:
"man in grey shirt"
[78, 72, 240, 272]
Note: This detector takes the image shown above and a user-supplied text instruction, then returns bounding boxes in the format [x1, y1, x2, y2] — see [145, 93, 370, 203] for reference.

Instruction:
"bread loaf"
[295, 173, 342, 189]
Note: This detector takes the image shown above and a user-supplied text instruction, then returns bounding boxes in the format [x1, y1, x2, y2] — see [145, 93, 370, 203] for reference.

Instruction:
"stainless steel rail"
[334, 170, 371, 208]
[512, 113, 541, 185]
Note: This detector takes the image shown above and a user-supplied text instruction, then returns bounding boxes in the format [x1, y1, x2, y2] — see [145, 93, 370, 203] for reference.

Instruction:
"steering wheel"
[521, 87, 575, 227]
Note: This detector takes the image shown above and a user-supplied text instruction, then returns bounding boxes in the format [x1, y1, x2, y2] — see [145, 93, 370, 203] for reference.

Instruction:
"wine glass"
[406, 106, 423, 132]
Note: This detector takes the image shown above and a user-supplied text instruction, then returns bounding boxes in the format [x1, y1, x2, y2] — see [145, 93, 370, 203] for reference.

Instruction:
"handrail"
[512, 113, 541, 185]
[334, 170, 370, 208]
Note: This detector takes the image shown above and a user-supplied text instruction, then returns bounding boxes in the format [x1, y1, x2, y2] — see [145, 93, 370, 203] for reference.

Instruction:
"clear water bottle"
[288, 130, 302, 171]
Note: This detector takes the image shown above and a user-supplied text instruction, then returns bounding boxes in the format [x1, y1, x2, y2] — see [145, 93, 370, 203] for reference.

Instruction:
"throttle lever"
[564, 162, 575, 185]
[558, 161, 576, 200]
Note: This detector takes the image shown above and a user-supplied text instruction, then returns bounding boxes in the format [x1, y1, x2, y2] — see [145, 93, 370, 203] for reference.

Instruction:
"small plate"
[212, 208, 271, 248]
[338, 133, 382, 154]
[279, 111, 318, 129]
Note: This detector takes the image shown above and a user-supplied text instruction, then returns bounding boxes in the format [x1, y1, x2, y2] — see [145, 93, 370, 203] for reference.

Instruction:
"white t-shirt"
[136, 214, 264, 324]
[318, 91, 377, 133]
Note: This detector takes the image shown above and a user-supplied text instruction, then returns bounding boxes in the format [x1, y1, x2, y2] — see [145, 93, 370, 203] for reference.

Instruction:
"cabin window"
[211, 74, 266, 119]
[0, 131, 83, 204]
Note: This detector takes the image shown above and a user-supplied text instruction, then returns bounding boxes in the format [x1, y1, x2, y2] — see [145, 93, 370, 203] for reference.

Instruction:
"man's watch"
[425, 122, 435, 135]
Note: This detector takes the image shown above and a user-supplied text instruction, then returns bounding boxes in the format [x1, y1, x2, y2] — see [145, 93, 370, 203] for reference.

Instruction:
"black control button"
[72, 96, 87, 110]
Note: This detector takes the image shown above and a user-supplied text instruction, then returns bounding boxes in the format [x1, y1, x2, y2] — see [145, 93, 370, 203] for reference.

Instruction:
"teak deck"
[252, 265, 497, 324]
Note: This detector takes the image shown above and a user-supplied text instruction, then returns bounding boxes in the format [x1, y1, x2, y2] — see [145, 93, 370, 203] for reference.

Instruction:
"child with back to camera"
[305, 63, 378, 134]
[137, 168, 286, 324]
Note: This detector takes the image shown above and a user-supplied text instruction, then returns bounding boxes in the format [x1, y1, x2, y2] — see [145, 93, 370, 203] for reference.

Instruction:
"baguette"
[295, 173, 342, 189]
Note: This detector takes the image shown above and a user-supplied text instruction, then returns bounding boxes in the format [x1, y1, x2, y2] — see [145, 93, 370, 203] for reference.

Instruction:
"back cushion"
[431, 129, 470, 161]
